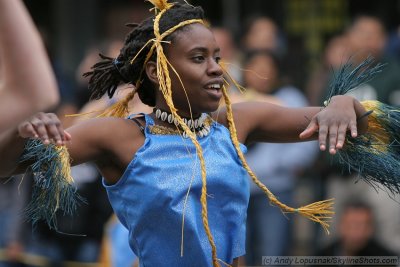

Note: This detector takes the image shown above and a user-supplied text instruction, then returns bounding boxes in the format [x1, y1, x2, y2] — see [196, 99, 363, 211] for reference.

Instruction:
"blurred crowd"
[1, 2, 400, 267]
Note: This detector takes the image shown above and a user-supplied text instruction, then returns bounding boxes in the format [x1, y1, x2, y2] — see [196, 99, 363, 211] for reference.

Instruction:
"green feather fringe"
[336, 102, 400, 194]
[19, 139, 83, 230]
[326, 56, 386, 101]
[328, 57, 400, 194]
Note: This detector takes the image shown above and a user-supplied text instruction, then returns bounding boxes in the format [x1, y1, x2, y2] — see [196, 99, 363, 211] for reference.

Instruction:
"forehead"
[169, 23, 219, 52]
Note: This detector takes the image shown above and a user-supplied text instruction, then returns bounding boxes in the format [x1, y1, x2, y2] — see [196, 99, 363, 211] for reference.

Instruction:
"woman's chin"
[202, 102, 222, 114]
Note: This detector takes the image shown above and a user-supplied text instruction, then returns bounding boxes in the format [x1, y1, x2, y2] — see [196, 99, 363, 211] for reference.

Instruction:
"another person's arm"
[0, 0, 59, 132]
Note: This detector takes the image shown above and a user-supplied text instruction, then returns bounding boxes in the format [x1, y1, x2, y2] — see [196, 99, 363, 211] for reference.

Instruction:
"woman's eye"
[192, 56, 205, 62]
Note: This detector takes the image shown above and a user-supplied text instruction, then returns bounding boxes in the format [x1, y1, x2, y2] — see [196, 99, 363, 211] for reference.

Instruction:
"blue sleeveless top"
[104, 114, 249, 267]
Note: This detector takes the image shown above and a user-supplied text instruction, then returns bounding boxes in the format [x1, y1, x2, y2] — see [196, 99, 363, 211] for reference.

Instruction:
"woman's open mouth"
[204, 83, 223, 100]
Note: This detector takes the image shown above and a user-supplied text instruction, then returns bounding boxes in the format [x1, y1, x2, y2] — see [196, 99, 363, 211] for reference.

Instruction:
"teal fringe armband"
[327, 57, 400, 194]
[19, 139, 83, 230]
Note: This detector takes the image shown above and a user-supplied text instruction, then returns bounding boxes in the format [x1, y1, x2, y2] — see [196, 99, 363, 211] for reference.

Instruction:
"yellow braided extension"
[96, 89, 137, 118]
[151, 8, 220, 267]
[148, 0, 173, 13]
[220, 85, 334, 234]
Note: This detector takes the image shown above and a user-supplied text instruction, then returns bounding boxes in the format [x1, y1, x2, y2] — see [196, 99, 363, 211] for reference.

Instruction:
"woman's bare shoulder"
[66, 116, 146, 165]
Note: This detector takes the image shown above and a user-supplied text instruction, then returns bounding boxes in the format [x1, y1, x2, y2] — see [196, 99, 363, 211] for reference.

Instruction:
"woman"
[0, 1, 368, 267]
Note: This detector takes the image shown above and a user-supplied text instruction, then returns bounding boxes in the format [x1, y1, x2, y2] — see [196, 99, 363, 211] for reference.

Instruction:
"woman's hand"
[17, 112, 71, 145]
[299, 95, 366, 154]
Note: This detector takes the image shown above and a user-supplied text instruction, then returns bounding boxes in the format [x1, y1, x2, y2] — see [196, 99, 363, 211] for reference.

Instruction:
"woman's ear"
[145, 61, 159, 85]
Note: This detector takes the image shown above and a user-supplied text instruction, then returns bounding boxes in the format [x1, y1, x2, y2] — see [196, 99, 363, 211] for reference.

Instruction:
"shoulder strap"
[129, 116, 145, 135]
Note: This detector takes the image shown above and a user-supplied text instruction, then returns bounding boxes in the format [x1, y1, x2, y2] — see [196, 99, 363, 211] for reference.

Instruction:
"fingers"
[18, 121, 39, 139]
[318, 124, 328, 152]
[44, 113, 63, 145]
[349, 119, 358, 138]
[336, 123, 349, 149]
[323, 120, 356, 155]
[31, 115, 50, 144]
[18, 112, 69, 145]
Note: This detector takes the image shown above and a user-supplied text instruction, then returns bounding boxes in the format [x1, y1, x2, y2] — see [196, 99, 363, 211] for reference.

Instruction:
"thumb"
[18, 122, 39, 139]
[299, 119, 319, 139]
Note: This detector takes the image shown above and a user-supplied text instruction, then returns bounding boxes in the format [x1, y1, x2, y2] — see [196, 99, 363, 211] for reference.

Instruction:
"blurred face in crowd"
[244, 53, 278, 94]
[347, 16, 387, 59]
[243, 17, 278, 51]
[339, 207, 374, 255]
[324, 36, 351, 69]
[212, 27, 236, 61]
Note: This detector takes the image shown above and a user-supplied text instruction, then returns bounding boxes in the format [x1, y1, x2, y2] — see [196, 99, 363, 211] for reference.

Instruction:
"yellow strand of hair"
[148, 0, 173, 13]
[153, 8, 220, 267]
[221, 85, 334, 234]
[220, 61, 270, 93]
[96, 89, 137, 118]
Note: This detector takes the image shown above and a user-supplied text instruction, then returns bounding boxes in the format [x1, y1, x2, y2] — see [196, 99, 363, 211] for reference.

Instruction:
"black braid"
[84, 3, 204, 106]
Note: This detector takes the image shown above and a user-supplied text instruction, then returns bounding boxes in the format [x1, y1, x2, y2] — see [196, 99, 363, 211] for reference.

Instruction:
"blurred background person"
[318, 200, 397, 266]
[385, 24, 400, 63]
[308, 15, 400, 107]
[342, 15, 400, 106]
[212, 26, 244, 93]
[241, 16, 287, 58]
[306, 34, 351, 106]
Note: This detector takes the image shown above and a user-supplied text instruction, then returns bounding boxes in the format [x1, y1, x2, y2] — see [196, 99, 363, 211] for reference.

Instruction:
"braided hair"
[84, 3, 204, 107]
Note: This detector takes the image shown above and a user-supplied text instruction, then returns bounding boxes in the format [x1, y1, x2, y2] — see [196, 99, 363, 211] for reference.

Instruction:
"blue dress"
[104, 114, 249, 266]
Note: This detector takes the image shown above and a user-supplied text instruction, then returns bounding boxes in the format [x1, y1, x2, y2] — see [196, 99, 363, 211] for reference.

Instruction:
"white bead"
[156, 109, 161, 119]
[182, 132, 188, 138]
[201, 128, 208, 136]
[199, 114, 206, 126]
[198, 130, 204, 138]
[188, 119, 193, 128]
[183, 118, 187, 125]
[194, 119, 199, 128]
[174, 117, 179, 126]
[161, 112, 167, 121]
[167, 114, 173, 123]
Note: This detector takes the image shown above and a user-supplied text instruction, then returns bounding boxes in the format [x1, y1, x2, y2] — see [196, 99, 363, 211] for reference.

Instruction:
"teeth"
[208, 84, 221, 89]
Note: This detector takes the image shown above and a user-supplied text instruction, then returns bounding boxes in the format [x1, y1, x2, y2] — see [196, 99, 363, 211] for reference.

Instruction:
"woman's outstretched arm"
[218, 95, 368, 154]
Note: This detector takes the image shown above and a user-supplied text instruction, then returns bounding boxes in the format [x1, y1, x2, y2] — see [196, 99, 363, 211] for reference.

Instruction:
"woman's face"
[157, 23, 224, 117]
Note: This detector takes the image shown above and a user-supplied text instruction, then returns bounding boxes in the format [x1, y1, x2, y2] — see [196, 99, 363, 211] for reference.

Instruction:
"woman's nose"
[207, 58, 223, 76]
